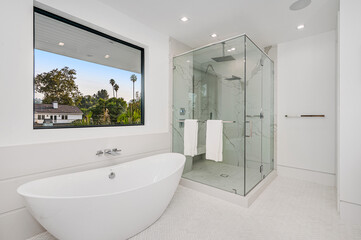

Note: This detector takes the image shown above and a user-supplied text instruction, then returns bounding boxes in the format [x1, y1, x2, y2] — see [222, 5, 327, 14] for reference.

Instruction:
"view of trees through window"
[33, 9, 144, 129]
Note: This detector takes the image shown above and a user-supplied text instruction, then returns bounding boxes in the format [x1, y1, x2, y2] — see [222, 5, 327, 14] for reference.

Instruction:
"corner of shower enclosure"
[172, 34, 274, 197]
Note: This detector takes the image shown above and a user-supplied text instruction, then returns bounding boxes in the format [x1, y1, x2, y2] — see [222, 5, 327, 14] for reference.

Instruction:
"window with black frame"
[33, 8, 144, 129]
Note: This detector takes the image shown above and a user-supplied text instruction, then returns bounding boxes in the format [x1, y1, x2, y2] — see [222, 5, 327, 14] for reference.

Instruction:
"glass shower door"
[261, 58, 274, 177]
[245, 38, 263, 193]
[245, 37, 274, 194]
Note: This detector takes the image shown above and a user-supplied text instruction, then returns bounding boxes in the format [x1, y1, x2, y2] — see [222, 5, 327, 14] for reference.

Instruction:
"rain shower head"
[212, 55, 235, 62]
[212, 42, 235, 62]
[225, 75, 241, 81]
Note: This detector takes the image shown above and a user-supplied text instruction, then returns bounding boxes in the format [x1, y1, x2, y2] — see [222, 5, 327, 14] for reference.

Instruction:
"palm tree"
[130, 74, 137, 123]
[130, 74, 137, 101]
[109, 79, 115, 97]
[114, 84, 119, 98]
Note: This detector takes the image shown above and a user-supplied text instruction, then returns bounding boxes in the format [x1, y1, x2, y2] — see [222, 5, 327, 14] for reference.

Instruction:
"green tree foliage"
[106, 97, 127, 123]
[89, 97, 127, 125]
[93, 89, 109, 100]
[78, 95, 96, 109]
[36, 67, 142, 126]
[77, 89, 108, 110]
[35, 67, 80, 105]
[117, 98, 141, 124]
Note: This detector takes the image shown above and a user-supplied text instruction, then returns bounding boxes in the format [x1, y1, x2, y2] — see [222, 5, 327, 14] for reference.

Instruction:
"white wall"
[277, 31, 337, 186]
[339, 0, 361, 225]
[0, 0, 171, 239]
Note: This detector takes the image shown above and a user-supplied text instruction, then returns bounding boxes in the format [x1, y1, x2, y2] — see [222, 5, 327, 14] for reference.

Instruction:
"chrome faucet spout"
[104, 148, 121, 156]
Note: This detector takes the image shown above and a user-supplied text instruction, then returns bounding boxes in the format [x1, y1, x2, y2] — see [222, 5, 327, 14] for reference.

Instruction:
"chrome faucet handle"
[112, 148, 121, 153]
[96, 150, 104, 156]
[108, 171, 116, 179]
[104, 149, 112, 154]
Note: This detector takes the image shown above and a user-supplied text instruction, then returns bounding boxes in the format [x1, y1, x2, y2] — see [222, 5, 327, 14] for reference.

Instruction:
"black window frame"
[33, 7, 145, 129]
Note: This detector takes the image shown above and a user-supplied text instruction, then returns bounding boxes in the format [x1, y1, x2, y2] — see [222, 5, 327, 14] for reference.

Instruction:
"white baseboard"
[277, 165, 336, 186]
[340, 201, 361, 225]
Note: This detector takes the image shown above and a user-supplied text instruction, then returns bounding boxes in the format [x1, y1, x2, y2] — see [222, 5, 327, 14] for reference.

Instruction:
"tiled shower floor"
[182, 159, 263, 195]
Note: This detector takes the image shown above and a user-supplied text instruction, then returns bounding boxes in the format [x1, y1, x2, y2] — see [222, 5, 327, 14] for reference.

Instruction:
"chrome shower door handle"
[245, 120, 253, 137]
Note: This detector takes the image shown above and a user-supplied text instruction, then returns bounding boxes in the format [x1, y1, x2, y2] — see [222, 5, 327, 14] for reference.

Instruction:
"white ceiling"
[99, 0, 339, 49]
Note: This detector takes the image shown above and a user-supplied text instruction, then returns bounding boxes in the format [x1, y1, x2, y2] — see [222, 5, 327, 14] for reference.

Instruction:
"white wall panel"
[277, 31, 337, 182]
[339, 0, 361, 224]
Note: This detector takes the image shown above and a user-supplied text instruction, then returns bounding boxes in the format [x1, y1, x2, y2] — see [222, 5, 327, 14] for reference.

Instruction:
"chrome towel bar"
[285, 115, 325, 118]
[178, 120, 236, 123]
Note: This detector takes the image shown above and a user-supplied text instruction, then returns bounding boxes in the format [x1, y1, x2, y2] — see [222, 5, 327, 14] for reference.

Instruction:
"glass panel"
[261, 58, 274, 177]
[245, 37, 263, 194]
[174, 36, 246, 196]
[173, 35, 274, 197]
[172, 52, 194, 174]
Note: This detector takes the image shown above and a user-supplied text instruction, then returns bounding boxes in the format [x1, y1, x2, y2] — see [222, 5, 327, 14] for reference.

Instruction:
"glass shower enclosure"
[172, 35, 274, 196]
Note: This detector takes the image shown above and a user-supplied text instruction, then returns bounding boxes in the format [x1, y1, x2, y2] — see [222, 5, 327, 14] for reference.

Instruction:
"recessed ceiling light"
[211, 33, 217, 38]
[180, 17, 189, 22]
[297, 24, 305, 30]
[105, 54, 110, 59]
[290, 0, 311, 11]
[227, 47, 236, 52]
[186, 60, 191, 63]
[58, 42, 64, 46]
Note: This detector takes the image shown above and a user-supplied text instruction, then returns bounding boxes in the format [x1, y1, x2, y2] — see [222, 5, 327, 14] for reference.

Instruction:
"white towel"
[183, 119, 198, 157]
[206, 120, 223, 162]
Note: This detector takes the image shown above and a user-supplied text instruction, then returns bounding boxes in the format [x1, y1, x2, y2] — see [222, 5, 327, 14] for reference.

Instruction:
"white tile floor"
[29, 176, 361, 240]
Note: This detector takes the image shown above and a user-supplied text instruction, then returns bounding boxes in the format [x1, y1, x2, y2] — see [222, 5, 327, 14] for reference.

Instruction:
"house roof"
[35, 104, 83, 114]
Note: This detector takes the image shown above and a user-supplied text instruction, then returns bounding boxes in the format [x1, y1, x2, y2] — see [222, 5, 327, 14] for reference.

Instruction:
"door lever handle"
[245, 120, 253, 137]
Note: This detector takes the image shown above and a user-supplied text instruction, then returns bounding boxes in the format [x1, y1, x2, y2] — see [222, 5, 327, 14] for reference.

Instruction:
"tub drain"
[220, 173, 229, 178]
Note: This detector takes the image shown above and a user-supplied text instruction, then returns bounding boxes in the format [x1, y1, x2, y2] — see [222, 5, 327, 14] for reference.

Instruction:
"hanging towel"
[206, 120, 223, 162]
[183, 119, 198, 157]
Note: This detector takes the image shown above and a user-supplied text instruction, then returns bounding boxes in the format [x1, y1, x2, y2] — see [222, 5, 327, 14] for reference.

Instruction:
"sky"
[34, 49, 142, 102]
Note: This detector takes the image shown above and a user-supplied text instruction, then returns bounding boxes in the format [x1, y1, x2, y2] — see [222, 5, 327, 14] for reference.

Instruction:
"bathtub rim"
[17, 152, 185, 200]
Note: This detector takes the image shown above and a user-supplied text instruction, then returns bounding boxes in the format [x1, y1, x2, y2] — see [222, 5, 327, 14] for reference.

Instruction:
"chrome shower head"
[212, 42, 235, 62]
[212, 55, 235, 62]
[225, 75, 241, 81]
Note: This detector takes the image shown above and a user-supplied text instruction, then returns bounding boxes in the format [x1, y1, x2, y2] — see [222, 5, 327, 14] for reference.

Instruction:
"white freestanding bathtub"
[17, 153, 185, 240]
